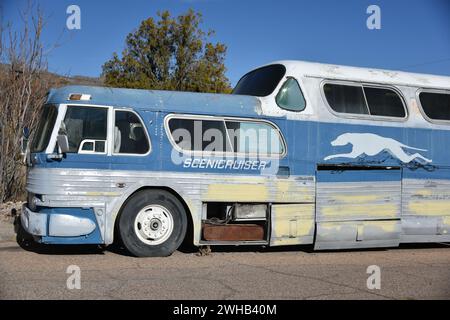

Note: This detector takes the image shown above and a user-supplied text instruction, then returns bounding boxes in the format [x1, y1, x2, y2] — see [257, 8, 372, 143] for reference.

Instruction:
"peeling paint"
[315, 220, 401, 250]
[412, 189, 433, 197]
[270, 204, 315, 246]
[205, 183, 269, 202]
[408, 201, 450, 216]
[332, 194, 381, 203]
[321, 203, 398, 219]
[275, 180, 314, 202]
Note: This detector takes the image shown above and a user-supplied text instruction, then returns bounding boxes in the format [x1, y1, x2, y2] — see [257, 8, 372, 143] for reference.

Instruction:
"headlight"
[27, 192, 37, 211]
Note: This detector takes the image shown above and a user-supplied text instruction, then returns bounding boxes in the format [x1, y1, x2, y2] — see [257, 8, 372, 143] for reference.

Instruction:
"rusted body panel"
[203, 224, 264, 241]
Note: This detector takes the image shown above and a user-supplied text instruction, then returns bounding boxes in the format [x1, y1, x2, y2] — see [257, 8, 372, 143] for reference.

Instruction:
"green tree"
[102, 10, 231, 93]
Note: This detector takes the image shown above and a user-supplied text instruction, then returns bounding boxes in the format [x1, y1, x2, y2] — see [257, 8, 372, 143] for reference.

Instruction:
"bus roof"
[46, 85, 263, 117]
[270, 60, 450, 90]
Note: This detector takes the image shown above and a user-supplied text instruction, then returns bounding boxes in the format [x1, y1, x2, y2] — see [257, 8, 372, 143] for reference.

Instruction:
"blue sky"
[3, 0, 450, 86]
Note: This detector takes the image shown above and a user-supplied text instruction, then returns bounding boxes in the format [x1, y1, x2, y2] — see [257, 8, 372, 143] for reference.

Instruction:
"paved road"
[0, 218, 449, 300]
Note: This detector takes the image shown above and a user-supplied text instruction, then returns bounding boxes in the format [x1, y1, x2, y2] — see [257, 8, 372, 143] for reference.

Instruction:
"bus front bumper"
[20, 204, 97, 239]
[21, 204, 47, 236]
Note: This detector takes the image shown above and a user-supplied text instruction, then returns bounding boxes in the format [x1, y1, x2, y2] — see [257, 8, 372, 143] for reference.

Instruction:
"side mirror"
[20, 136, 29, 156]
[57, 134, 70, 154]
[20, 127, 30, 156]
[23, 127, 30, 139]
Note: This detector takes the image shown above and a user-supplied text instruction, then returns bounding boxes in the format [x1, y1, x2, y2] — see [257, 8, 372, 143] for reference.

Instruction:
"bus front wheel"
[118, 189, 187, 257]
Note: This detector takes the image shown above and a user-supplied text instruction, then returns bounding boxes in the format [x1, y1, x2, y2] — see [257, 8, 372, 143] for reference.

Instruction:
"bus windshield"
[31, 105, 58, 153]
[232, 64, 286, 97]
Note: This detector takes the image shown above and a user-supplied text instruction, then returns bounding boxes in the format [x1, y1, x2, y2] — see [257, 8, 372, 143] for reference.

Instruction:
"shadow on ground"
[8, 216, 450, 257]
[13, 238, 450, 257]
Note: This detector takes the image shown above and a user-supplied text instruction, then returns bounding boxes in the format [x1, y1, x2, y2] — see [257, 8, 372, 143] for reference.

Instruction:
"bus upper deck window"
[419, 91, 450, 121]
[276, 77, 306, 112]
[233, 64, 286, 97]
[324, 83, 369, 115]
[323, 83, 407, 118]
[363, 87, 405, 118]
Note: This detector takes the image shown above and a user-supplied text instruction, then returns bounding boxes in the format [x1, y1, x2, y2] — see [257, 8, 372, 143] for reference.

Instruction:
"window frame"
[78, 139, 107, 154]
[275, 76, 307, 112]
[320, 79, 409, 122]
[112, 108, 152, 157]
[416, 88, 450, 125]
[46, 104, 113, 155]
[31, 104, 58, 153]
[164, 114, 287, 159]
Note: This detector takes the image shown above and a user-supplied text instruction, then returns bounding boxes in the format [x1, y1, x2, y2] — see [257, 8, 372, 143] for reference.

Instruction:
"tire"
[118, 189, 187, 257]
[14, 216, 38, 250]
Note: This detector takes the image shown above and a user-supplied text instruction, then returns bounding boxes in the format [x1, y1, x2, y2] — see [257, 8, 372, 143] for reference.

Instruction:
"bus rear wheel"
[118, 190, 187, 257]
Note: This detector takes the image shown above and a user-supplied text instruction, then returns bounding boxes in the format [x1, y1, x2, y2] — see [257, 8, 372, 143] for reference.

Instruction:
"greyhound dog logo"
[324, 133, 432, 164]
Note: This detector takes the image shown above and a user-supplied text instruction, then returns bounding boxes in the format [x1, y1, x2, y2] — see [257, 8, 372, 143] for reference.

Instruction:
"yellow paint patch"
[205, 183, 269, 202]
[442, 216, 450, 225]
[368, 220, 398, 233]
[317, 222, 353, 240]
[273, 203, 314, 219]
[408, 201, 450, 216]
[332, 194, 380, 203]
[275, 219, 314, 237]
[219, 176, 263, 184]
[275, 180, 314, 202]
[441, 216, 450, 235]
[321, 203, 398, 218]
[413, 189, 433, 197]
[276, 180, 291, 193]
[271, 204, 315, 245]
[317, 220, 400, 241]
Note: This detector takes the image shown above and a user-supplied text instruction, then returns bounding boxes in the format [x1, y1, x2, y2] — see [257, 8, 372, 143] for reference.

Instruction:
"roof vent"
[68, 93, 91, 101]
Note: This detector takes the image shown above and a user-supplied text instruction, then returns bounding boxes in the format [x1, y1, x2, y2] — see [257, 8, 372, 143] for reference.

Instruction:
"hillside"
[0, 63, 104, 87]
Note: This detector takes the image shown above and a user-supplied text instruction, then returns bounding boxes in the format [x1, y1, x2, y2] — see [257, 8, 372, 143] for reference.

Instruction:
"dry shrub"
[0, 3, 66, 202]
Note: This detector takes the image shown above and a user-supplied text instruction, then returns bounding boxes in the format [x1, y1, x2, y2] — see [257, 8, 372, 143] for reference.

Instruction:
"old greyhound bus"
[19, 61, 450, 257]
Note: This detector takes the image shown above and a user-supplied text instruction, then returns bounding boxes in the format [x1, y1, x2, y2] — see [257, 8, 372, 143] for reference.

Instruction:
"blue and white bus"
[19, 61, 450, 256]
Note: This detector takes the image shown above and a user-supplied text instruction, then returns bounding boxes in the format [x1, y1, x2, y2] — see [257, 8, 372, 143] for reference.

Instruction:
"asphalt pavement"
[0, 218, 449, 300]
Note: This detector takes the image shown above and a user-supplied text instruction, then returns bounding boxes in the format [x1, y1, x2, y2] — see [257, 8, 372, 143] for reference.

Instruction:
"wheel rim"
[134, 205, 174, 245]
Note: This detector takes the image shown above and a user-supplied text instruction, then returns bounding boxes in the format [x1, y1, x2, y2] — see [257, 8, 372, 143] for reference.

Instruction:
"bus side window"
[167, 116, 286, 157]
[363, 86, 405, 118]
[323, 82, 407, 118]
[419, 91, 450, 122]
[168, 118, 230, 152]
[323, 83, 368, 115]
[114, 110, 150, 155]
[275, 77, 306, 112]
[63, 106, 108, 153]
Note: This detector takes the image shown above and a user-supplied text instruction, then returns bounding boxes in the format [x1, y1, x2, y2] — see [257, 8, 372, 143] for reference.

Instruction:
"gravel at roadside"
[0, 201, 23, 221]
